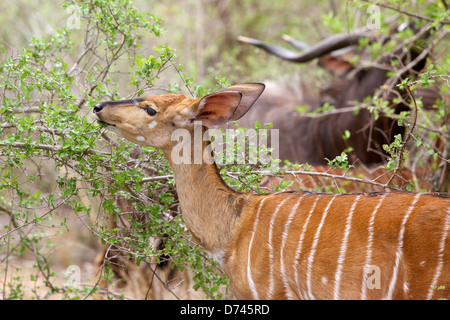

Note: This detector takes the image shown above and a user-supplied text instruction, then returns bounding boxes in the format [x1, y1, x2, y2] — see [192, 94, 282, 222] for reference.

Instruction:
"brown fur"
[235, 31, 440, 165]
[94, 83, 450, 300]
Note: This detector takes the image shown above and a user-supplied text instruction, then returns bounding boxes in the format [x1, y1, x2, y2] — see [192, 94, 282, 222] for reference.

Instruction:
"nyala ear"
[183, 83, 265, 127]
[185, 83, 265, 128]
[217, 83, 265, 121]
[194, 91, 242, 127]
[318, 55, 354, 78]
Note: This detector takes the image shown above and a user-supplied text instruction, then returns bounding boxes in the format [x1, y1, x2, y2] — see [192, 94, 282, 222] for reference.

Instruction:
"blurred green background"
[0, 0, 374, 92]
[0, 0, 448, 300]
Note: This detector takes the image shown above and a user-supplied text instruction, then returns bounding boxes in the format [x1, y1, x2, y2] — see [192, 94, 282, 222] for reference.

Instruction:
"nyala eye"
[144, 106, 157, 116]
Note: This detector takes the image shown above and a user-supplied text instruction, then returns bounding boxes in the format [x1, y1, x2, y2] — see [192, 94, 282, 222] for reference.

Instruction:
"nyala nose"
[93, 103, 104, 113]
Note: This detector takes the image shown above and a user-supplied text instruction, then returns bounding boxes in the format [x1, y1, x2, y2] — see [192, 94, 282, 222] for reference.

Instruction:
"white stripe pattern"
[245, 192, 447, 300]
[426, 206, 450, 299]
[333, 194, 361, 300]
[306, 195, 337, 299]
[294, 195, 320, 299]
[385, 193, 421, 299]
[267, 195, 292, 299]
[247, 196, 269, 299]
[280, 194, 305, 299]
[361, 194, 386, 300]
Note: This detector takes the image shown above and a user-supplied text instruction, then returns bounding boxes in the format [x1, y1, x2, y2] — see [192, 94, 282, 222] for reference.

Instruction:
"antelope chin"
[93, 113, 117, 128]
[99, 121, 120, 133]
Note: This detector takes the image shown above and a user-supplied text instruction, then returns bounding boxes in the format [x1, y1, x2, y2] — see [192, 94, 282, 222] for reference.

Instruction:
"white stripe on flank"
[361, 194, 386, 300]
[333, 194, 361, 300]
[294, 195, 320, 299]
[267, 195, 292, 299]
[247, 196, 269, 300]
[385, 193, 421, 299]
[280, 194, 305, 299]
[427, 206, 450, 300]
[306, 195, 337, 300]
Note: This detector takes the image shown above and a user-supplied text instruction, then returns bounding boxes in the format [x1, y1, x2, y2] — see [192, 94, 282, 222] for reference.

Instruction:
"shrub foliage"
[0, 0, 448, 299]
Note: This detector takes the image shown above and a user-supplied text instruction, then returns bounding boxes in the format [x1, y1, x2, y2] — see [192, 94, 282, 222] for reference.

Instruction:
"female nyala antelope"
[94, 83, 450, 300]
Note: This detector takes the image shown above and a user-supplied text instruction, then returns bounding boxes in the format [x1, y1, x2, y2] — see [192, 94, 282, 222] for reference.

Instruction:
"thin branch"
[0, 142, 111, 156]
[79, 283, 136, 300]
[407, 74, 450, 87]
[144, 261, 180, 300]
[226, 169, 405, 192]
[442, 0, 449, 10]
[140, 175, 174, 182]
[393, 29, 449, 80]
[280, 170, 402, 191]
[361, 0, 450, 25]
[385, 85, 419, 186]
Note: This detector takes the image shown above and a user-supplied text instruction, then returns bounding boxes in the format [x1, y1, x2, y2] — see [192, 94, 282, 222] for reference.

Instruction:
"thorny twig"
[360, 0, 450, 25]
[385, 85, 419, 187]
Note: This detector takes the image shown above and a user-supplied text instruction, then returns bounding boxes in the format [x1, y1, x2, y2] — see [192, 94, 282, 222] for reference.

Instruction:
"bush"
[0, 0, 448, 300]
[0, 0, 226, 300]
